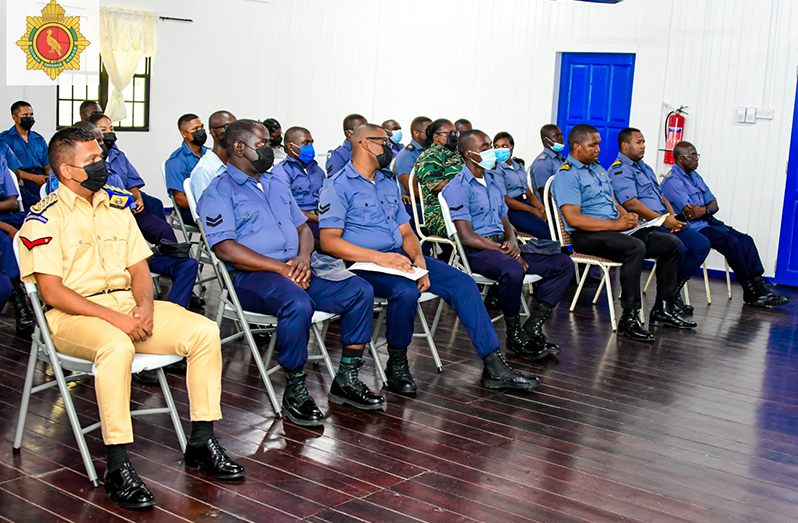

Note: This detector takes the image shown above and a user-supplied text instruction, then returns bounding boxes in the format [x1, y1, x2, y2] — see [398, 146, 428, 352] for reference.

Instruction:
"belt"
[306, 209, 318, 215]
[87, 288, 129, 298]
[485, 234, 505, 243]
[513, 194, 529, 203]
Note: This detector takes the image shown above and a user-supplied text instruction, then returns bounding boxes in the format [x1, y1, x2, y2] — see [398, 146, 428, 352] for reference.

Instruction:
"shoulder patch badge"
[559, 163, 571, 171]
[25, 192, 59, 224]
[611, 160, 622, 167]
[104, 185, 133, 209]
[406, 143, 416, 152]
[20, 236, 53, 250]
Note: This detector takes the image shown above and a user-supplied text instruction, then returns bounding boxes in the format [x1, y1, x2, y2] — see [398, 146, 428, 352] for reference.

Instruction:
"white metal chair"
[408, 169, 456, 263]
[11, 237, 186, 487]
[184, 177, 342, 415]
[543, 176, 623, 330]
[438, 192, 541, 323]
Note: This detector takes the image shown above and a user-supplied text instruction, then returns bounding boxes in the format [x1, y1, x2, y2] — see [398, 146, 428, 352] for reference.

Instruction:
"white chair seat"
[374, 291, 438, 306]
[471, 273, 542, 285]
[56, 353, 184, 376]
[222, 303, 336, 325]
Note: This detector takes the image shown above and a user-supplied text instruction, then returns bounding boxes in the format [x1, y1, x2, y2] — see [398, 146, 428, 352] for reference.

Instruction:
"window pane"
[133, 77, 146, 102]
[121, 83, 133, 101]
[133, 103, 144, 127]
[135, 58, 147, 74]
[58, 100, 73, 127]
[87, 83, 99, 101]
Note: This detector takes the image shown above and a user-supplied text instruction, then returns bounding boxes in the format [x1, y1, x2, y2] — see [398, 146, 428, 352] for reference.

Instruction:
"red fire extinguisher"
[663, 106, 688, 164]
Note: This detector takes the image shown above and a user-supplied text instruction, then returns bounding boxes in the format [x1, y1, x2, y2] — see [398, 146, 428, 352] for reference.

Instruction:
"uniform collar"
[617, 153, 647, 171]
[181, 140, 204, 158]
[461, 163, 491, 186]
[567, 155, 587, 169]
[203, 150, 225, 172]
[108, 143, 122, 160]
[343, 161, 386, 184]
[543, 147, 564, 161]
[342, 139, 352, 152]
[6, 125, 20, 138]
[227, 163, 260, 186]
[671, 164, 691, 178]
[284, 154, 315, 170]
[410, 139, 426, 151]
[56, 183, 109, 210]
[497, 158, 519, 172]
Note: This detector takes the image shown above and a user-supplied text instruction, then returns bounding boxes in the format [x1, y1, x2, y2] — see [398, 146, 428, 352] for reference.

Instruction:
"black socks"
[189, 421, 214, 447]
[106, 444, 129, 473]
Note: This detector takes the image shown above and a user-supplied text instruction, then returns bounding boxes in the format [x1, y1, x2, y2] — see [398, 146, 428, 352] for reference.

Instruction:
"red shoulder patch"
[20, 236, 53, 250]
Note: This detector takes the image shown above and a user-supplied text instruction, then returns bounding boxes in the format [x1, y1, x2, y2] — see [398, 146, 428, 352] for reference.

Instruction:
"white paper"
[349, 262, 429, 281]
[622, 214, 669, 236]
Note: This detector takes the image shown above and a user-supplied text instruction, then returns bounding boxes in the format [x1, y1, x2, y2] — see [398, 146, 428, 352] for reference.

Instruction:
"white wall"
[2, 0, 797, 276]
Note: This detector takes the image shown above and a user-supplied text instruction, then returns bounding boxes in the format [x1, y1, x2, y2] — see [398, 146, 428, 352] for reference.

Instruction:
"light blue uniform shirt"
[190, 150, 227, 199]
[318, 162, 410, 252]
[325, 139, 351, 177]
[0, 142, 21, 172]
[552, 156, 618, 233]
[609, 154, 667, 214]
[529, 148, 565, 192]
[489, 158, 529, 198]
[271, 155, 326, 211]
[0, 126, 48, 172]
[165, 141, 207, 195]
[442, 164, 507, 237]
[660, 164, 717, 232]
[107, 144, 145, 190]
[198, 164, 307, 262]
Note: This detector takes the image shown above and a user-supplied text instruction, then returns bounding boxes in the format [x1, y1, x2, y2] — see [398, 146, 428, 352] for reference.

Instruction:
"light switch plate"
[736, 107, 747, 123]
[745, 107, 757, 123]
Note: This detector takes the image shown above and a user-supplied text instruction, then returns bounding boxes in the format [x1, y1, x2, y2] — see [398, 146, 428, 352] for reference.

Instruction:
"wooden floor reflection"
[0, 270, 796, 522]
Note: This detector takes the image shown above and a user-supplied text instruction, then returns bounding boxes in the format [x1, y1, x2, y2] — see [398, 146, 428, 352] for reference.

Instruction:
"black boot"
[522, 302, 560, 355]
[10, 289, 34, 337]
[282, 368, 324, 427]
[649, 300, 697, 329]
[329, 358, 386, 411]
[484, 286, 500, 310]
[749, 275, 790, 308]
[504, 314, 530, 353]
[617, 309, 655, 342]
[673, 277, 694, 316]
[103, 462, 156, 510]
[385, 347, 417, 396]
[481, 350, 540, 390]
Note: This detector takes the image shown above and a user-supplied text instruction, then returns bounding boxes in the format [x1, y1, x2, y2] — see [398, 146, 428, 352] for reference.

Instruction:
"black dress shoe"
[649, 300, 697, 329]
[189, 293, 206, 311]
[385, 347, 417, 396]
[617, 310, 655, 342]
[282, 369, 324, 427]
[11, 289, 34, 337]
[329, 358, 386, 411]
[184, 436, 245, 480]
[481, 350, 540, 390]
[673, 294, 694, 316]
[165, 358, 187, 375]
[132, 369, 159, 386]
[103, 462, 156, 510]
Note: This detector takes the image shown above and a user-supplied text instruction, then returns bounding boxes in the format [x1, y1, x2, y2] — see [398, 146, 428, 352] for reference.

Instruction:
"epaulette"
[24, 192, 59, 224]
[405, 143, 416, 152]
[514, 157, 526, 168]
[611, 160, 622, 167]
[103, 184, 134, 210]
[559, 163, 571, 171]
[536, 153, 546, 161]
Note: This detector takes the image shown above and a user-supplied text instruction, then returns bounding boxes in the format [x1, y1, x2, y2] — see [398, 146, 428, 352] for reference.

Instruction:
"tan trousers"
[46, 292, 222, 445]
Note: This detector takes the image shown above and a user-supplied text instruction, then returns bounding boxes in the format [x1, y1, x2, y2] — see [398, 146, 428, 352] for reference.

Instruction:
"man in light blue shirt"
[165, 113, 208, 225]
[326, 114, 367, 177]
[529, 124, 566, 199]
[191, 111, 235, 198]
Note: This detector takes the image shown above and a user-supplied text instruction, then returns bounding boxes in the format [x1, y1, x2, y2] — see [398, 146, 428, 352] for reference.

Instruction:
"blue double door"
[557, 52, 636, 169]
[776, 81, 798, 287]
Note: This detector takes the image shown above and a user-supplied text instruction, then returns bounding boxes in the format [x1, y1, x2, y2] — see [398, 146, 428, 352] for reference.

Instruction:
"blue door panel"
[777, 81, 798, 287]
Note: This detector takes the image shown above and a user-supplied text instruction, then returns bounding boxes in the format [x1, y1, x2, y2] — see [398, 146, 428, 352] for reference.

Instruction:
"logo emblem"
[16, 0, 91, 81]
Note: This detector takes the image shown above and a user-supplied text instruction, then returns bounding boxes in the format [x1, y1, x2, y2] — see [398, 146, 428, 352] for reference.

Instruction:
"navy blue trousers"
[699, 224, 763, 280]
[663, 227, 711, 281]
[467, 249, 574, 315]
[141, 192, 167, 221]
[176, 206, 196, 227]
[0, 276, 12, 312]
[0, 211, 26, 228]
[0, 233, 18, 279]
[20, 179, 41, 209]
[234, 272, 374, 371]
[149, 255, 198, 308]
[507, 209, 552, 239]
[353, 251, 501, 358]
[135, 211, 177, 245]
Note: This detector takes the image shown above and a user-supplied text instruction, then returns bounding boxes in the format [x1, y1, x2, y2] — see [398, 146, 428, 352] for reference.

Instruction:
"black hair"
[47, 127, 95, 176]
[457, 129, 484, 156]
[79, 100, 101, 112]
[343, 114, 366, 132]
[87, 113, 110, 126]
[411, 116, 432, 132]
[224, 119, 262, 151]
[177, 113, 199, 130]
[425, 118, 453, 142]
[672, 140, 695, 159]
[10, 101, 31, 115]
[568, 124, 599, 147]
[493, 131, 514, 147]
[263, 118, 281, 135]
[454, 118, 472, 128]
[617, 127, 641, 149]
[72, 120, 99, 133]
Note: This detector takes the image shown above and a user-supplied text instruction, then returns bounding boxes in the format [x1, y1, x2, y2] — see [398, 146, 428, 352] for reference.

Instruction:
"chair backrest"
[11, 236, 39, 297]
[542, 176, 572, 248]
[437, 192, 474, 275]
[407, 169, 425, 230]
[183, 178, 218, 260]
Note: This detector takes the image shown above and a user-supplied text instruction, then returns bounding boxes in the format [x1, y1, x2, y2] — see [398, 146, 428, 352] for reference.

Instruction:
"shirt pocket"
[101, 234, 129, 269]
[232, 201, 262, 235]
[61, 229, 95, 266]
[579, 177, 601, 201]
[349, 195, 382, 225]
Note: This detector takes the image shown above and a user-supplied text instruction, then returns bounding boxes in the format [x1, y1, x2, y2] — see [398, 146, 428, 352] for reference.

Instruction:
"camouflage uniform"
[415, 143, 463, 237]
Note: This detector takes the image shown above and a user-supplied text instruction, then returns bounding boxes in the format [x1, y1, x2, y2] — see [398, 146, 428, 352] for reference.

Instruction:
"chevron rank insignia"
[559, 163, 571, 171]
[450, 204, 464, 211]
[24, 192, 59, 223]
[611, 160, 622, 167]
[318, 203, 331, 215]
[205, 214, 223, 227]
[20, 236, 53, 250]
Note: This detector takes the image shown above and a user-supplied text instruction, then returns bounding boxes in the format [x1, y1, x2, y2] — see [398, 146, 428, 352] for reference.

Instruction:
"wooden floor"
[0, 270, 797, 523]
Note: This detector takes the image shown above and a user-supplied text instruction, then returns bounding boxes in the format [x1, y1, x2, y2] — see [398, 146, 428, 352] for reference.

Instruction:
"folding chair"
[542, 176, 623, 330]
[184, 177, 338, 416]
[11, 237, 186, 488]
[14, 171, 24, 212]
[437, 192, 541, 324]
[408, 169, 456, 263]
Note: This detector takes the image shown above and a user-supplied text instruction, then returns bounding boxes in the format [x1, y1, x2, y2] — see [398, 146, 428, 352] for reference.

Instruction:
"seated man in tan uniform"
[17, 127, 244, 511]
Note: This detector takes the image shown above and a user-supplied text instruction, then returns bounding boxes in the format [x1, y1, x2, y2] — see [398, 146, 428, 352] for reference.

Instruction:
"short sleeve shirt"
[0, 155, 19, 200]
[165, 141, 207, 195]
[107, 145, 145, 190]
[442, 164, 507, 237]
[609, 154, 667, 214]
[0, 142, 22, 172]
[190, 150, 227, 199]
[660, 164, 717, 231]
[489, 158, 529, 198]
[325, 139, 351, 177]
[271, 156, 326, 211]
[551, 156, 618, 233]
[529, 148, 565, 192]
[0, 126, 48, 171]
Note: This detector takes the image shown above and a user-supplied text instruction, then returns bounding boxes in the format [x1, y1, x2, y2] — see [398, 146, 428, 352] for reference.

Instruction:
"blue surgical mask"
[471, 149, 497, 170]
[494, 147, 511, 163]
[552, 142, 565, 152]
[390, 130, 403, 144]
[291, 142, 316, 164]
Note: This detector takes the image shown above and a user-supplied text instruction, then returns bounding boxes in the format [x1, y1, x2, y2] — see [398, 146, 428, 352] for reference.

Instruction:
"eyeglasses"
[359, 137, 389, 145]
[680, 153, 700, 160]
[435, 131, 459, 138]
[211, 123, 229, 131]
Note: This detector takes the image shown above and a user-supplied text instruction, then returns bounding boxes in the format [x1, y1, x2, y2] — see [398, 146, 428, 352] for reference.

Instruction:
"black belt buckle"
[515, 194, 528, 202]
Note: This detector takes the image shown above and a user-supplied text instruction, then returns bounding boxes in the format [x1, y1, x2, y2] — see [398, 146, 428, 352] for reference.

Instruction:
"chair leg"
[416, 302, 443, 373]
[703, 262, 712, 304]
[369, 308, 388, 387]
[429, 299, 445, 337]
[683, 281, 691, 306]
[311, 322, 336, 380]
[725, 260, 732, 299]
[592, 272, 607, 304]
[247, 328, 282, 416]
[603, 267, 617, 331]
[570, 263, 590, 312]
[643, 263, 656, 294]
[13, 343, 40, 450]
[157, 368, 187, 452]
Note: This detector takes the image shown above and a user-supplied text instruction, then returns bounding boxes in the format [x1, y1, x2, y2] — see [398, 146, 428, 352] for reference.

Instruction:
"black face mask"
[270, 135, 282, 147]
[444, 134, 458, 152]
[99, 142, 109, 161]
[245, 144, 275, 173]
[190, 129, 207, 146]
[368, 142, 393, 170]
[102, 132, 117, 150]
[19, 117, 35, 131]
[69, 160, 108, 192]
[217, 131, 226, 148]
